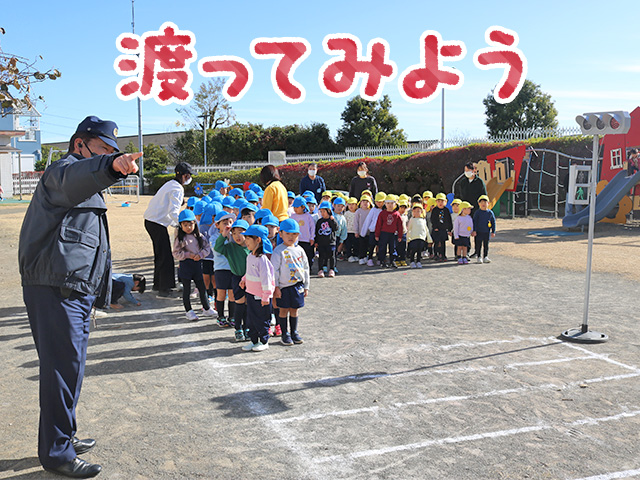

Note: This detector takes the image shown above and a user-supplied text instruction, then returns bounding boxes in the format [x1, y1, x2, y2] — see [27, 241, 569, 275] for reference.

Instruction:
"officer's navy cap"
[75, 116, 120, 151]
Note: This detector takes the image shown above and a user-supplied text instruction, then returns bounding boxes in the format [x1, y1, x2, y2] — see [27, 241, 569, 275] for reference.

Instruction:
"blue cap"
[263, 214, 279, 227]
[305, 195, 318, 205]
[215, 180, 229, 191]
[187, 196, 198, 207]
[244, 224, 272, 254]
[292, 196, 308, 209]
[222, 196, 235, 208]
[203, 202, 222, 222]
[303, 190, 315, 198]
[215, 211, 235, 223]
[178, 209, 196, 223]
[229, 188, 244, 198]
[255, 208, 271, 221]
[279, 218, 300, 234]
[231, 219, 249, 231]
[318, 200, 332, 211]
[233, 198, 249, 210]
[245, 190, 259, 203]
[287, 191, 295, 199]
[75, 116, 120, 151]
[209, 190, 223, 201]
[249, 183, 262, 193]
[193, 200, 206, 216]
[256, 190, 264, 199]
[332, 196, 346, 206]
[241, 203, 258, 213]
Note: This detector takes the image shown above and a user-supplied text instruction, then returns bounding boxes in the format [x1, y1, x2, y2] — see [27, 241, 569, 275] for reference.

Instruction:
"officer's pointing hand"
[113, 152, 142, 175]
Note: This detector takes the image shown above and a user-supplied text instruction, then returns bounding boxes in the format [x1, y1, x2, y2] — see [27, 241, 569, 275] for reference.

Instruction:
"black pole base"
[560, 327, 608, 344]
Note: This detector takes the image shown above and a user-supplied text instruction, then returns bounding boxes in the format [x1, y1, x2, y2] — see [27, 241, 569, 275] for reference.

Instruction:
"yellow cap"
[435, 193, 447, 201]
[398, 199, 410, 207]
[384, 194, 397, 203]
[375, 192, 387, 203]
[459, 201, 472, 209]
[426, 197, 437, 208]
[451, 198, 462, 205]
[478, 195, 490, 203]
[362, 189, 373, 198]
[322, 191, 332, 197]
[347, 197, 358, 204]
[358, 195, 372, 207]
[422, 190, 433, 198]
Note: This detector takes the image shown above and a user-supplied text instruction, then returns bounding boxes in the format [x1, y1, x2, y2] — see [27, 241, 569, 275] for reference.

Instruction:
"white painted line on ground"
[313, 409, 640, 463]
[570, 468, 640, 480]
[560, 342, 640, 372]
[273, 372, 640, 424]
[245, 355, 594, 389]
[210, 357, 307, 368]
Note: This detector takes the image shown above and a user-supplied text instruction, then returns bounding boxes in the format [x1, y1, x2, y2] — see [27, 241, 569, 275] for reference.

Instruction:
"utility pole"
[132, 0, 144, 193]
[198, 114, 209, 168]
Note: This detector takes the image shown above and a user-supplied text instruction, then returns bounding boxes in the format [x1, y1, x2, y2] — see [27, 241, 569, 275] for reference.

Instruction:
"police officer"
[19, 116, 141, 478]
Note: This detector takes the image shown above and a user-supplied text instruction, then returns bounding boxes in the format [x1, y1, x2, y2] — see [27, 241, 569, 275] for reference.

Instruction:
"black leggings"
[407, 239, 425, 263]
[181, 276, 210, 312]
[475, 233, 490, 258]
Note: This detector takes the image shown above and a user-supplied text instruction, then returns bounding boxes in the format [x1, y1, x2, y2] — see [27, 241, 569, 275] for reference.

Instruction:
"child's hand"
[471, 231, 477, 237]
[274, 287, 281, 299]
[304, 289, 309, 297]
[193, 254, 201, 261]
[239, 278, 246, 289]
[375, 237, 379, 242]
[491, 233, 496, 238]
[261, 299, 270, 307]
[136, 302, 142, 307]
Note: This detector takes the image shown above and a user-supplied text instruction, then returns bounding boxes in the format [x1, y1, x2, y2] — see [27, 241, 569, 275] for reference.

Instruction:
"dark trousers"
[246, 295, 271, 344]
[377, 231, 396, 263]
[144, 219, 175, 291]
[358, 236, 368, 259]
[23, 285, 95, 469]
[111, 279, 125, 304]
[344, 233, 357, 257]
[317, 244, 336, 271]
[408, 239, 425, 263]
[298, 241, 315, 269]
[180, 276, 210, 312]
[476, 232, 490, 258]
[396, 234, 406, 261]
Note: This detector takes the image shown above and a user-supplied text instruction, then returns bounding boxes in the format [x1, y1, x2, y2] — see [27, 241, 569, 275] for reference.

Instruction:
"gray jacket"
[19, 152, 126, 298]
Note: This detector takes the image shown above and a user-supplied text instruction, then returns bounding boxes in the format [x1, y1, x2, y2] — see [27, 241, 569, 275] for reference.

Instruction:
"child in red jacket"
[375, 195, 403, 268]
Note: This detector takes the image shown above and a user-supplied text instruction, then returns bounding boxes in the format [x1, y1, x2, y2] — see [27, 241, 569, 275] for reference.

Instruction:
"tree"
[483, 79, 558, 137]
[336, 95, 407, 148]
[176, 79, 235, 130]
[0, 27, 61, 113]
[124, 141, 171, 176]
[35, 144, 64, 171]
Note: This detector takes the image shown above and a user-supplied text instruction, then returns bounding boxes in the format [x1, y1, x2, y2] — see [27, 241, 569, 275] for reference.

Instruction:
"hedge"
[148, 136, 592, 197]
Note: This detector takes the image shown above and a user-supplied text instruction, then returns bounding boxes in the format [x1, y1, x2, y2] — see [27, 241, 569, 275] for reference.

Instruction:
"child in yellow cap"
[407, 203, 430, 268]
[430, 193, 453, 262]
[472, 195, 496, 263]
[450, 198, 462, 259]
[355, 195, 372, 264]
[344, 197, 359, 262]
[375, 195, 403, 268]
[453, 202, 473, 264]
[396, 198, 410, 266]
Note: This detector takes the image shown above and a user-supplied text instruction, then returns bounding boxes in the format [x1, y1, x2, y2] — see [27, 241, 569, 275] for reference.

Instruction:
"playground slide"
[486, 176, 514, 208]
[562, 170, 640, 228]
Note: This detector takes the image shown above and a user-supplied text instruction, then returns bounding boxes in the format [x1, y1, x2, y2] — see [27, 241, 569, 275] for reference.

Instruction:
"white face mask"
[358, 170, 367, 178]
[184, 177, 192, 185]
[464, 171, 474, 179]
[308, 170, 317, 177]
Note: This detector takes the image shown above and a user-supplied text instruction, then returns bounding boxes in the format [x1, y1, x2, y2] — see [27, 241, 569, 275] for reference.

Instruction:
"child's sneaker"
[268, 325, 275, 336]
[462, 257, 469, 264]
[274, 324, 282, 336]
[358, 258, 367, 265]
[242, 342, 259, 351]
[416, 262, 423, 268]
[348, 256, 358, 263]
[245, 329, 251, 341]
[281, 333, 293, 346]
[201, 307, 218, 318]
[483, 257, 491, 263]
[477, 257, 483, 264]
[318, 270, 325, 278]
[186, 310, 199, 321]
[291, 332, 304, 344]
[235, 329, 245, 342]
[270, 314, 276, 326]
[458, 258, 464, 265]
[410, 261, 416, 268]
[401, 260, 408, 266]
[217, 317, 229, 327]
[366, 258, 374, 267]
[380, 261, 387, 269]
[252, 342, 269, 352]
[190, 288, 199, 299]
[328, 269, 335, 277]
[391, 261, 399, 269]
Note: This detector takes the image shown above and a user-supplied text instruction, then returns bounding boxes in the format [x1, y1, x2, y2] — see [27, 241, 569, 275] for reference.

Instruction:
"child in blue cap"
[272, 219, 309, 345]
[315, 201, 339, 277]
[239, 225, 275, 352]
[172, 209, 218, 321]
[290, 196, 315, 271]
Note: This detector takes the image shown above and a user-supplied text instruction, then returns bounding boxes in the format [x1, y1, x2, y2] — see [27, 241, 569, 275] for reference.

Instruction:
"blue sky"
[3, 0, 640, 144]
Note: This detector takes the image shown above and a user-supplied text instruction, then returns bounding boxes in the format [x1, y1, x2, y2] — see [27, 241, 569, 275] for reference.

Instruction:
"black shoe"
[157, 289, 173, 297]
[72, 437, 96, 455]
[44, 458, 102, 478]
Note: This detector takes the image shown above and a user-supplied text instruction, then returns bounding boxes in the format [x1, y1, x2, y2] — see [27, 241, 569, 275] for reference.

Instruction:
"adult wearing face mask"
[349, 161, 378, 200]
[299, 162, 326, 203]
[144, 162, 193, 296]
[458, 161, 487, 258]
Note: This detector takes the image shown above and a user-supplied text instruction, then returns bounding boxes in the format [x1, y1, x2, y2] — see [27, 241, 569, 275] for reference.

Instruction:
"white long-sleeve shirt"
[360, 207, 382, 237]
[144, 178, 184, 227]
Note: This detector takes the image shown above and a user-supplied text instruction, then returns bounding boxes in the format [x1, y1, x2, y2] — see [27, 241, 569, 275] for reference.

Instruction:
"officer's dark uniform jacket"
[19, 152, 126, 299]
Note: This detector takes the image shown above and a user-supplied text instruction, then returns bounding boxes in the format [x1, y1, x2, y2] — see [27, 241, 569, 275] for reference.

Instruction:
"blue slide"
[562, 170, 640, 228]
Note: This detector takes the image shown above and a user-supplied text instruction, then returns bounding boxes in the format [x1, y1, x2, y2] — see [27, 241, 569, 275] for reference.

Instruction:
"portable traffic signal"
[575, 111, 631, 135]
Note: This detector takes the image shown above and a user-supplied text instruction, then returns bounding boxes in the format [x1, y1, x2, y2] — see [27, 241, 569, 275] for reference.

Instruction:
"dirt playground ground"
[1, 195, 639, 479]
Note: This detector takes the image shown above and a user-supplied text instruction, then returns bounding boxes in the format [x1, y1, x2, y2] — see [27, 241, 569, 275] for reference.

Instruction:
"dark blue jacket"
[473, 209, 496, 234]
[19, 152, 126, 298]
[299, 175, 326, 203]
